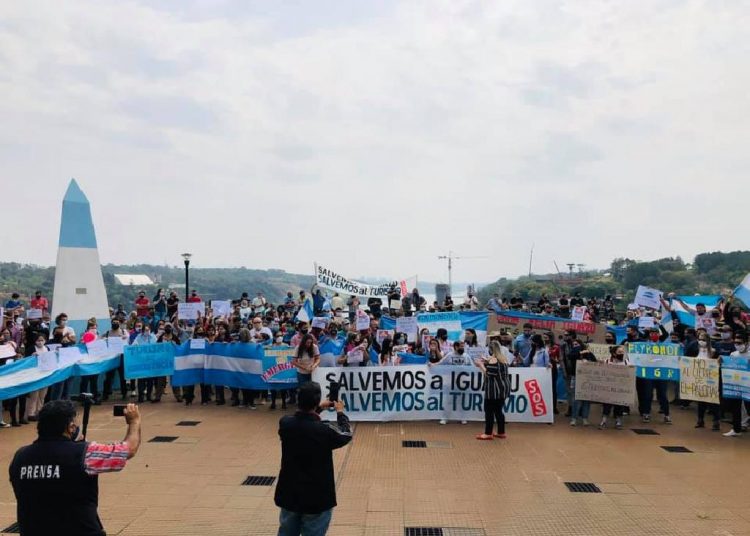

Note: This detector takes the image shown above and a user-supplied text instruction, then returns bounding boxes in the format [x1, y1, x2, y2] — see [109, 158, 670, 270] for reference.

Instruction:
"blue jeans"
[570, 377, 590, 419]
[278, 508, 332, 536]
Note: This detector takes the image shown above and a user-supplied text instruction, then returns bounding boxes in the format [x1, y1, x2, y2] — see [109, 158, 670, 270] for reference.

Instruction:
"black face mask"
[112, 323, 120, 330]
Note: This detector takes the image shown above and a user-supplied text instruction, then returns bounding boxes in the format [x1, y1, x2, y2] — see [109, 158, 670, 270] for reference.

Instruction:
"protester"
[9, 401, 141, 535]
[475, 341, 511, 440]
[599, 345, 628, 430]
[724, 331, 750, 437]
[275, 382, 352, 536]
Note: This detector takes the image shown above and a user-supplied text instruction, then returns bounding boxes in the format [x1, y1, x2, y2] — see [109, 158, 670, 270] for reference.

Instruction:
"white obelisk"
[51, 179, 110, 337]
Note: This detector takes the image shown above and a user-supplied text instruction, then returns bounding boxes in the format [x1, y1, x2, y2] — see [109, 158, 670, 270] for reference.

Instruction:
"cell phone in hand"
[328, 381, 340, 403]
[113, 405, 126, 417]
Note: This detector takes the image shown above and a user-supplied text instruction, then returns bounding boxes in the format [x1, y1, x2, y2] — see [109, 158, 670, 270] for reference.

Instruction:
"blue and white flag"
[671, 295, 721, 327]
[733, 274, 750, 309]
[295, 300, 314, 324]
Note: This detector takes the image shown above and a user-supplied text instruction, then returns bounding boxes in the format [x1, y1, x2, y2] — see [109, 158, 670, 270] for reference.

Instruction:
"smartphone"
[113, 405, 126, 417]
[328, 381, 340, 403]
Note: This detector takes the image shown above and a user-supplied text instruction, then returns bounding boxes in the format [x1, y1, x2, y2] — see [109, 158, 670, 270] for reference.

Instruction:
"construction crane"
[437, 251, 488, 292]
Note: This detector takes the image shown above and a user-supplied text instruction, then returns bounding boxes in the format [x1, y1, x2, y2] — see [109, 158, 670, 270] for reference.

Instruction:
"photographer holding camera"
[275, 382, 352, 536]
[9, 400, 142, 536]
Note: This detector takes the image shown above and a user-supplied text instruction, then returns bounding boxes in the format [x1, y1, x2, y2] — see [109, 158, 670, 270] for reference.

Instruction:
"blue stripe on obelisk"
[59, 178, 98, 248]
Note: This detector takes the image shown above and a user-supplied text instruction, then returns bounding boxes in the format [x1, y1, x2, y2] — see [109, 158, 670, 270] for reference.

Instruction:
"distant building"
[114, 274, 154, 286]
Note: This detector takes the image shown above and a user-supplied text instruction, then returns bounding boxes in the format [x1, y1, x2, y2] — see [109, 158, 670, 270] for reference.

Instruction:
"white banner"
[314, 262, 417, 299]
[312, 365, 553, 423]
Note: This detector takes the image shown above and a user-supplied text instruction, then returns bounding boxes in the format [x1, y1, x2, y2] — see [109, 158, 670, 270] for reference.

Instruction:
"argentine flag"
[295, 300, 314, 323]
[733, 274, 750, 309]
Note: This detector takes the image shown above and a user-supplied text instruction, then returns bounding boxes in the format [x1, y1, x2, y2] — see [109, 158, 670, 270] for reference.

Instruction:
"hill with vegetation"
[476, 251, 750, 308]
[0, 263, 315, 310]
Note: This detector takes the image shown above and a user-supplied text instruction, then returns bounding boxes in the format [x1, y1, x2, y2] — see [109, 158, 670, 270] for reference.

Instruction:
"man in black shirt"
[275, 382, 352, 535]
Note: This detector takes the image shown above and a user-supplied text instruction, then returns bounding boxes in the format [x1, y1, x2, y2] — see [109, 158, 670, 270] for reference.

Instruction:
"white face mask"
[735, 344, 747, 353]
[698, 340, 708, 348]
[721, 332, 732, 340]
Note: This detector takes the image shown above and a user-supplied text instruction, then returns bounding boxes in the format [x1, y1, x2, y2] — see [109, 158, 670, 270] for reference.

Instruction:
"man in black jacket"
[275, 382, 352, 536]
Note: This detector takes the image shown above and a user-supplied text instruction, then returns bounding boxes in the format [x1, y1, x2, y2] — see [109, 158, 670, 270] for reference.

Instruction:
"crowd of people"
[2, 286, 749, 440]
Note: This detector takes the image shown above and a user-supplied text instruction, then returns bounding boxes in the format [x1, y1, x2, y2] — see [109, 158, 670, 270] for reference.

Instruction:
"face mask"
[735, 344, 747, 353]
[35, 341, 45, 348]
[112, 323, 120, 330]
[721, 332, 731, 340]
[698, 340, 707, 348]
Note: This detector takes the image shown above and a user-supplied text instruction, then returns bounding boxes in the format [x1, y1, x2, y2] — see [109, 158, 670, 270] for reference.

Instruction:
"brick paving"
[1, 398, 749, 535]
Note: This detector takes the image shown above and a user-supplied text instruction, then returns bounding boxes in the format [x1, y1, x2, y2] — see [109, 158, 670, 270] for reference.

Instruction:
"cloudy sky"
[1, 1, 748, 285]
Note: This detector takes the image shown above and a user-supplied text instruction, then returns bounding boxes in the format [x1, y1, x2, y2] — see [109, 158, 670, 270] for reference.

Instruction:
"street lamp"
[181, 253, 192, 302]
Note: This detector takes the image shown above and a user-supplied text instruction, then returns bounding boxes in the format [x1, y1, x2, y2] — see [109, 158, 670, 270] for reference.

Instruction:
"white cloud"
[1, 0, 748, 286]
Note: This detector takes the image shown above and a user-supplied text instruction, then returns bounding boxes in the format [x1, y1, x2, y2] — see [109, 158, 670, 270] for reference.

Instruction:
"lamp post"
[181, 253, 192, 302]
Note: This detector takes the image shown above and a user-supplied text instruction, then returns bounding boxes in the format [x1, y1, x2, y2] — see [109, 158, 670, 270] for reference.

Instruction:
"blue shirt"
[514, 334, 533, 366]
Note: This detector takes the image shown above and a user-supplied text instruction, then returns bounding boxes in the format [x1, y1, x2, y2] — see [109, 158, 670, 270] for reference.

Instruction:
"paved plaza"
[1, 399, 749, 535]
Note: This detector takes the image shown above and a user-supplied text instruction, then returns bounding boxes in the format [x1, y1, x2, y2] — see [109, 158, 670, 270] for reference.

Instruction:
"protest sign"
[571, 306, 586, 322]
[314, 262, 417, 299]
[178, 302, 205, 320]
[124, 343, 175, 380]
[638, 316, 655, 329]
[635, 285, 662, 310]
[190, 338, 206, 350]
[488, 312, 607, 343]
[0, 344, 17, 360]
[396, 316, 418, 342]
[417, 311, 463, 341]
[376, 329, 394, 346]
[467, 347, 488, 361]
[211, 300, 231, 318]
[107, 337, 125, 354]
[312, 317, 329, 329]
[346, 349, 364, 365]
[26, 308, 43, 320]
[85, 339, 109, 359]
[37, 351, 58, 372]
[261, 346, 297, 384]
[679, 357, 720, 404]
[721, 356, 750, 402]
[627, 342, 682, 380]
[575, 361, 636, 406]
[587, 343, 612, 363]
[58, 347, 83, 368]
[421, 335, 431, 353]
[356, 311, 370, 331]
[695, 316, 717, 335]
[312, 365, 553, 423]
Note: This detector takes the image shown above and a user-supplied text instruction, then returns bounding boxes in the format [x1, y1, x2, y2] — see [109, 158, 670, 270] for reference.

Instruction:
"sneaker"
[723, 429, 742, 437]
[712, 422, 720, 431]
[249, 405, 257, 410]
[460, 420, 467, 425]
[598, 419, 607, 430]
[475, 434, 493, 440]
[695, 421, 705, 429]
[570, 419, 577, 427]
[642, 414, 651, 423]
[664, 416, 672, 425]
[493, 433, 507, 438]
[582, 419, 590, 427]
[615, 418, 623, 429]
[0, 421, 10, 428]
[439, 419, 447, 425]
